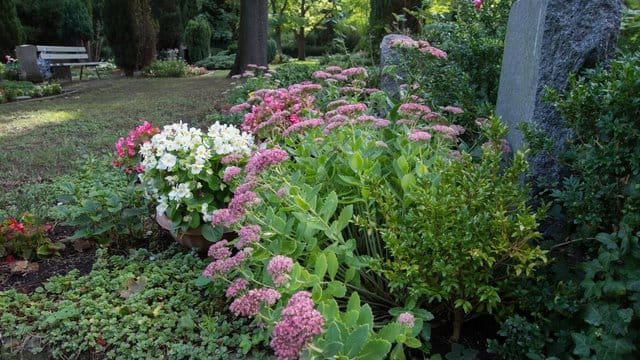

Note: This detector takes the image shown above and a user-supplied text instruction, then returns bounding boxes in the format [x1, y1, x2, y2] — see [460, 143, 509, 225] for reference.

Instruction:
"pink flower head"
[221, 153, 245, 164]
[312, 71, 332, 79]
[229, 287, 281, 316]
[442, 106, 464, 114]
[245, 148, 289, 177]
[229, 102, 251, 114]
[283, 118, 324, 137]
[223, 166, 243, 183]
[208, 240, 231, 260]
[226, 277, 250, 298]
[236, 224, 261, 249]
[399, 103, 432, 116]
[429, 124, 465, 139]
[473, 0, 483, 11]
[267, 255, 294, 287]
[276, 188, 287, 197]
[270, 291, 325, 360]
[408, 130, 432, 142]
[325, 66, 342, 74]
[203, 248, 252, 277]
[398, 312, 415, 328]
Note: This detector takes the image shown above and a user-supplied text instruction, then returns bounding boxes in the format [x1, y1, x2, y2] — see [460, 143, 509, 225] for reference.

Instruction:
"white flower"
[176, 183, 192, 199]
[156, 202, 168, 215]
[157, 153, 177, 170]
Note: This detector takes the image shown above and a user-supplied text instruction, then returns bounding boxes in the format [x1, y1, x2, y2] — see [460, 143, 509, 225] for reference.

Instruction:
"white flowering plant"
[138, 122, 255, 234]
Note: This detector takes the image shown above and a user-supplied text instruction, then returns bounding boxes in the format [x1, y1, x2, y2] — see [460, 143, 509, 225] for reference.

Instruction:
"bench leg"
[80, 66, 84, 80]
[95, 66, 101, 80]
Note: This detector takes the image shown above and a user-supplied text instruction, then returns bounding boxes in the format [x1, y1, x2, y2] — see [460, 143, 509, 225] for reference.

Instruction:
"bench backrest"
[37, 46, 89, 62]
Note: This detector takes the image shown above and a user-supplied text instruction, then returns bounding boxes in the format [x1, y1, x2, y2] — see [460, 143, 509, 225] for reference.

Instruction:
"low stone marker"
[380, 34, 413, 99]
[496, 0, 623, 187]
[15, 45, 43, 83]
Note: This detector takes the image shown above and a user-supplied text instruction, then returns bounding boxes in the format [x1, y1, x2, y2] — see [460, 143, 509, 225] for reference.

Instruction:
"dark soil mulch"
[0, 224, 176, 294]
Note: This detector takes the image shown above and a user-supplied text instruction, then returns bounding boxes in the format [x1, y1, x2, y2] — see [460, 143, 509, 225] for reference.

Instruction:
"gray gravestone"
[15, 45, 43, 83]
[496, 0, 622, 187]
[380, 34, 413, 98]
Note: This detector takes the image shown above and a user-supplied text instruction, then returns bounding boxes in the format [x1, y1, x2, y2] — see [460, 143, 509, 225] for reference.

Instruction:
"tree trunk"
[296, 27, 306, 61]
[274, 26, 283, 59]
[450, 307, 464, 343]
[230, 0, 268, 76]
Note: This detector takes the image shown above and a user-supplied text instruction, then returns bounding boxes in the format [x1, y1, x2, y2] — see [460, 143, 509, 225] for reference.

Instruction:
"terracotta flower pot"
[155, 212, 211, 252]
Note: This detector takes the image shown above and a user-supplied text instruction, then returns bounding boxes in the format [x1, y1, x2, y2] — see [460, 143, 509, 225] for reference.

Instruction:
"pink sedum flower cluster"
[229, 288, 281, 316]
[390, 38, 448, 59]
[236, 224, 261, 249]
[267, 255, 294, 287]
[270, 291, 325, 360]
[398, 312, 416, 328]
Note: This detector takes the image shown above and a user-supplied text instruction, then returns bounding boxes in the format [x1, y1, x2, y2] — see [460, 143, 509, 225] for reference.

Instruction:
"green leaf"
[404, 337, 421, 349]
[194, 276, 211, 287]
[326, 251, 339, 280]
[325, 322, 342, 344]
[319, 192, 339, 222]
[358, 304, 374, 327]
[379, 322, 403, 342]
[389, 343, 406, 360]
[356, 339, 392, 360]
[350, 152, 365, 172]
[596, 233, 619, 250]
[315, 253, 328, 279]
[37, 244, 53, 256]
[322, 299, 340, 323]
[400, 174, 416, 192]
[343, 324, 370, 357]
[395, 156, 410, 175]
[347, 291, 361, 313]
[202, 224, 223, 242]
[326, 281, 346, 298]
[335, 205, 353, 232]
[571, 332, 591, 357]
[584, 304, 602, 326]
[323, 342, 344, 358]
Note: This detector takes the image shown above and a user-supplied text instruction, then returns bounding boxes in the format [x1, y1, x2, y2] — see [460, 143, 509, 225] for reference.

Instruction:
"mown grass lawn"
[0, 74, 234, 212]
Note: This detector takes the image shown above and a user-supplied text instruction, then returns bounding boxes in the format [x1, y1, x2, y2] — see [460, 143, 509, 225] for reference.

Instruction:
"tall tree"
[0, 0, 23, 56]
[103, 0, 158, 75]
[288, 0, 338, 60]
[57, 0, 94, 46]
[151, 0, 183, 50]
[230, 0, 268, 75]
[269, 0, 288, 60]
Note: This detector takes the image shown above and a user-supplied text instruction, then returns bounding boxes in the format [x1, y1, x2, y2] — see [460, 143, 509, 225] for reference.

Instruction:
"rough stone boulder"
[496, 0, 623, 188]
[379, 34, 413, 99]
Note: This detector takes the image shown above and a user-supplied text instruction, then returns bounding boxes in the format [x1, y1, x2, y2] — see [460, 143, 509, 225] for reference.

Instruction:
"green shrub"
[194, 50, 235, 70]
[102, 0, 158, 75]
[52, 156, 150, 247]
[533, 52, 640, 359]
[270, 62, 321, 87]
[0, 0, 23, 57]
[0, 246, 270, 359]
[203, 70, 546, 356]
[551, 53, 640, 238]
[145, 59, 187, 77]
[184, 16, 212, 63]
[0, 80, 62, 101]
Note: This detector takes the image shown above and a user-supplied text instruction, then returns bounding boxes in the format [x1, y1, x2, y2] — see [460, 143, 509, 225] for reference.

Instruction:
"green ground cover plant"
[0, 81, 62, 103]
[0, 246, 270, 359]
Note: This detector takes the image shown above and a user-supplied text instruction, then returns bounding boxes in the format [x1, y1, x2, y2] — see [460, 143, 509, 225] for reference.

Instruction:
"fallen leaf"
[9, 260, 39, 273]
[72, 239, 94, 252]
[119, 277, 147, 299]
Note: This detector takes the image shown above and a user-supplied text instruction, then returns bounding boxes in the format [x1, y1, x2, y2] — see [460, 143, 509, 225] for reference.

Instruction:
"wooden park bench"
[15, 44, 104, 82]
